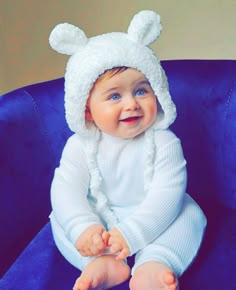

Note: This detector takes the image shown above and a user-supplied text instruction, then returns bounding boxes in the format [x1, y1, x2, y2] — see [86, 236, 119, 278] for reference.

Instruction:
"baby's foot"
[73, 255, 130, 290]
[130, 261, 178, 290]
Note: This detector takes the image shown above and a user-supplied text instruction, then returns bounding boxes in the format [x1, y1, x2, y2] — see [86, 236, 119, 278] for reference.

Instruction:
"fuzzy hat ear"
[127, 10, 162, 46]
[49, 23, 88, 55]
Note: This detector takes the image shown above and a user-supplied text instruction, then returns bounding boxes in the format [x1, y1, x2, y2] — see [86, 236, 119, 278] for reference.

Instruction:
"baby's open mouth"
[120, 116, 142, 124]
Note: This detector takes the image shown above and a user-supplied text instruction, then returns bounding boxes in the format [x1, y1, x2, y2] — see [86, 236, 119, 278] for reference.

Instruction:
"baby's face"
[86, 68, 157, 138]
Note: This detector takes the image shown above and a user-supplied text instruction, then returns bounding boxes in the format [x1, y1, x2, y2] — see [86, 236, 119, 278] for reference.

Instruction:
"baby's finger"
[92, 233, 105, 249]
[109, 242, 121, 254]
[93, 232, 103, 244]
[79, 246, 92, 257]
[102, 231, 110, 245]
[116, 247, 130, 260]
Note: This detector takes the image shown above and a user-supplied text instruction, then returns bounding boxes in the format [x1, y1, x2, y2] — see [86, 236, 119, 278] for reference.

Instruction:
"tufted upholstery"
[0, 60, 235, 290]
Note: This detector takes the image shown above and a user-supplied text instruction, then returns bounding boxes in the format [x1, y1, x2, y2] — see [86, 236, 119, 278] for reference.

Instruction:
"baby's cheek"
[148, 102, 158, 121]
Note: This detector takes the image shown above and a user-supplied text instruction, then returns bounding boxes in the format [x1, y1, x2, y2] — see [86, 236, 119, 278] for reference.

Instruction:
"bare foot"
[73, 255, 130, 290]
[130, 261, 178, 290]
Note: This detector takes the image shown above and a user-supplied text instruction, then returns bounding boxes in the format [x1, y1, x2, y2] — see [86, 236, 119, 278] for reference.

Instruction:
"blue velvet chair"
[0, 60, 235, 290]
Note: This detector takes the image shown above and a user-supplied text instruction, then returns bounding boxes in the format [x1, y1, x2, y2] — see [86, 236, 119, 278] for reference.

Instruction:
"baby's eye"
[110, 93, 121, 101]
[135, 89, 147, 97]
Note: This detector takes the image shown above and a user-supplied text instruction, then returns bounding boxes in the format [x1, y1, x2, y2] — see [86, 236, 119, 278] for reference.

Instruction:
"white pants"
[50, 194, 206, 277]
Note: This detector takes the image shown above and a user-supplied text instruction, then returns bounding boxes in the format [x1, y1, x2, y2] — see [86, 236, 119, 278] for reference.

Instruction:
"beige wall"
[1, 0, 236, 95]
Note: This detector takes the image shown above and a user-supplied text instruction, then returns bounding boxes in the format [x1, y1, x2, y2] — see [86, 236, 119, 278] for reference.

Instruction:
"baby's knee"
[190, 199, 207, 234]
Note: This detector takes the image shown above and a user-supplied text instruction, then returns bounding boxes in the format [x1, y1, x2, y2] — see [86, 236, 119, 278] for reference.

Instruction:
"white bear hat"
[49, 10, 176, 136]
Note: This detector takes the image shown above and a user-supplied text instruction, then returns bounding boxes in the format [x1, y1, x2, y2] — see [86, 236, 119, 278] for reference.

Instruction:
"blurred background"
[1, 0, 236, 95]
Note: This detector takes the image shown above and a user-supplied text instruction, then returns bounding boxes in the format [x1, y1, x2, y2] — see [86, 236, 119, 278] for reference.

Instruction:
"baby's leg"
[131, 194, 206, 289]
[50, 215, 130, 289]
[130, 261, 178, 290]
[73, 255, 130, 290]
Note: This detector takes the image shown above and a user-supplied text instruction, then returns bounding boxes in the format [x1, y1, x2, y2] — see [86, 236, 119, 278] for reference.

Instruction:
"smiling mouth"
[120, 116, 142, 125]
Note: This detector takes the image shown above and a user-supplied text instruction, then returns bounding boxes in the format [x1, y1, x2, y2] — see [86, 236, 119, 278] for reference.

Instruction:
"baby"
[49, 10, 207, 290]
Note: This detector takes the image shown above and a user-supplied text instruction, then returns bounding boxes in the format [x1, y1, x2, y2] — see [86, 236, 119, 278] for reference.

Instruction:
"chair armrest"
[0, 78, 71, 275]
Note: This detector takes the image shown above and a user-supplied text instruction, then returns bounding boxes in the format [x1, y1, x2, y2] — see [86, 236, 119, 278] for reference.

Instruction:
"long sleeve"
[50, 134, 102, 245]
[115, 130, 187, 255]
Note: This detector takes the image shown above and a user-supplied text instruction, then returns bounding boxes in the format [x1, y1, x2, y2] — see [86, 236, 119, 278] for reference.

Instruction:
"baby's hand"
[75, 224, 109, 257]
[108, 227, 130, 260]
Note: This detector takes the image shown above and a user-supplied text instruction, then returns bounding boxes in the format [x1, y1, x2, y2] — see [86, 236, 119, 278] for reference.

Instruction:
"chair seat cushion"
[1, 203, 236, 290]
[0, 223, 79, 290]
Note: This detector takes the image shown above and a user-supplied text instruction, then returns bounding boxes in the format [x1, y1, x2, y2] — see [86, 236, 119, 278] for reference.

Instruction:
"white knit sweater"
[51, 129, 188, 255]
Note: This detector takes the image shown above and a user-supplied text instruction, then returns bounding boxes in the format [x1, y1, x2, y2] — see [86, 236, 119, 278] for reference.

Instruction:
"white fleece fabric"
[50, 129, 206, 273]
[49, 11, 176, 136]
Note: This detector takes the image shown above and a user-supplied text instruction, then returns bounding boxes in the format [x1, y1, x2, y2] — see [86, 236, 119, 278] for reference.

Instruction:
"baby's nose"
[124, 96, 140, 111]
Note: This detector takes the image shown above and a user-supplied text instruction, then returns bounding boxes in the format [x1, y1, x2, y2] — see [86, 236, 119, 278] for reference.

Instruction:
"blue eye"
[135, 89, 146, 97]
[110, 93, 121, 101]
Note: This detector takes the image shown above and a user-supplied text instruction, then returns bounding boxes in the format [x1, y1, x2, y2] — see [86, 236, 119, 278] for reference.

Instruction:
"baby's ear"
[85, 105, 93, 122]
[127, 10, 162, 46]
[49, 23, 88, 55]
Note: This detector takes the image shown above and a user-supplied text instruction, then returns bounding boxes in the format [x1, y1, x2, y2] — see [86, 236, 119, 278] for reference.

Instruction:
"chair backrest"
[0, 60, 235, 276]
[163, 60, 236, 211]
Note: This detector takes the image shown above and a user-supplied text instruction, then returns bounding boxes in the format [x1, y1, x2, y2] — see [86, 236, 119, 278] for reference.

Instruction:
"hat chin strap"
[144, 127, 155, 193]
[84, 130, 119, 229]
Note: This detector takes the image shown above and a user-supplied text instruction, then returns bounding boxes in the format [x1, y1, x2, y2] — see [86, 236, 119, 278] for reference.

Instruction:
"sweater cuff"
[115, 222, 146, 256]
